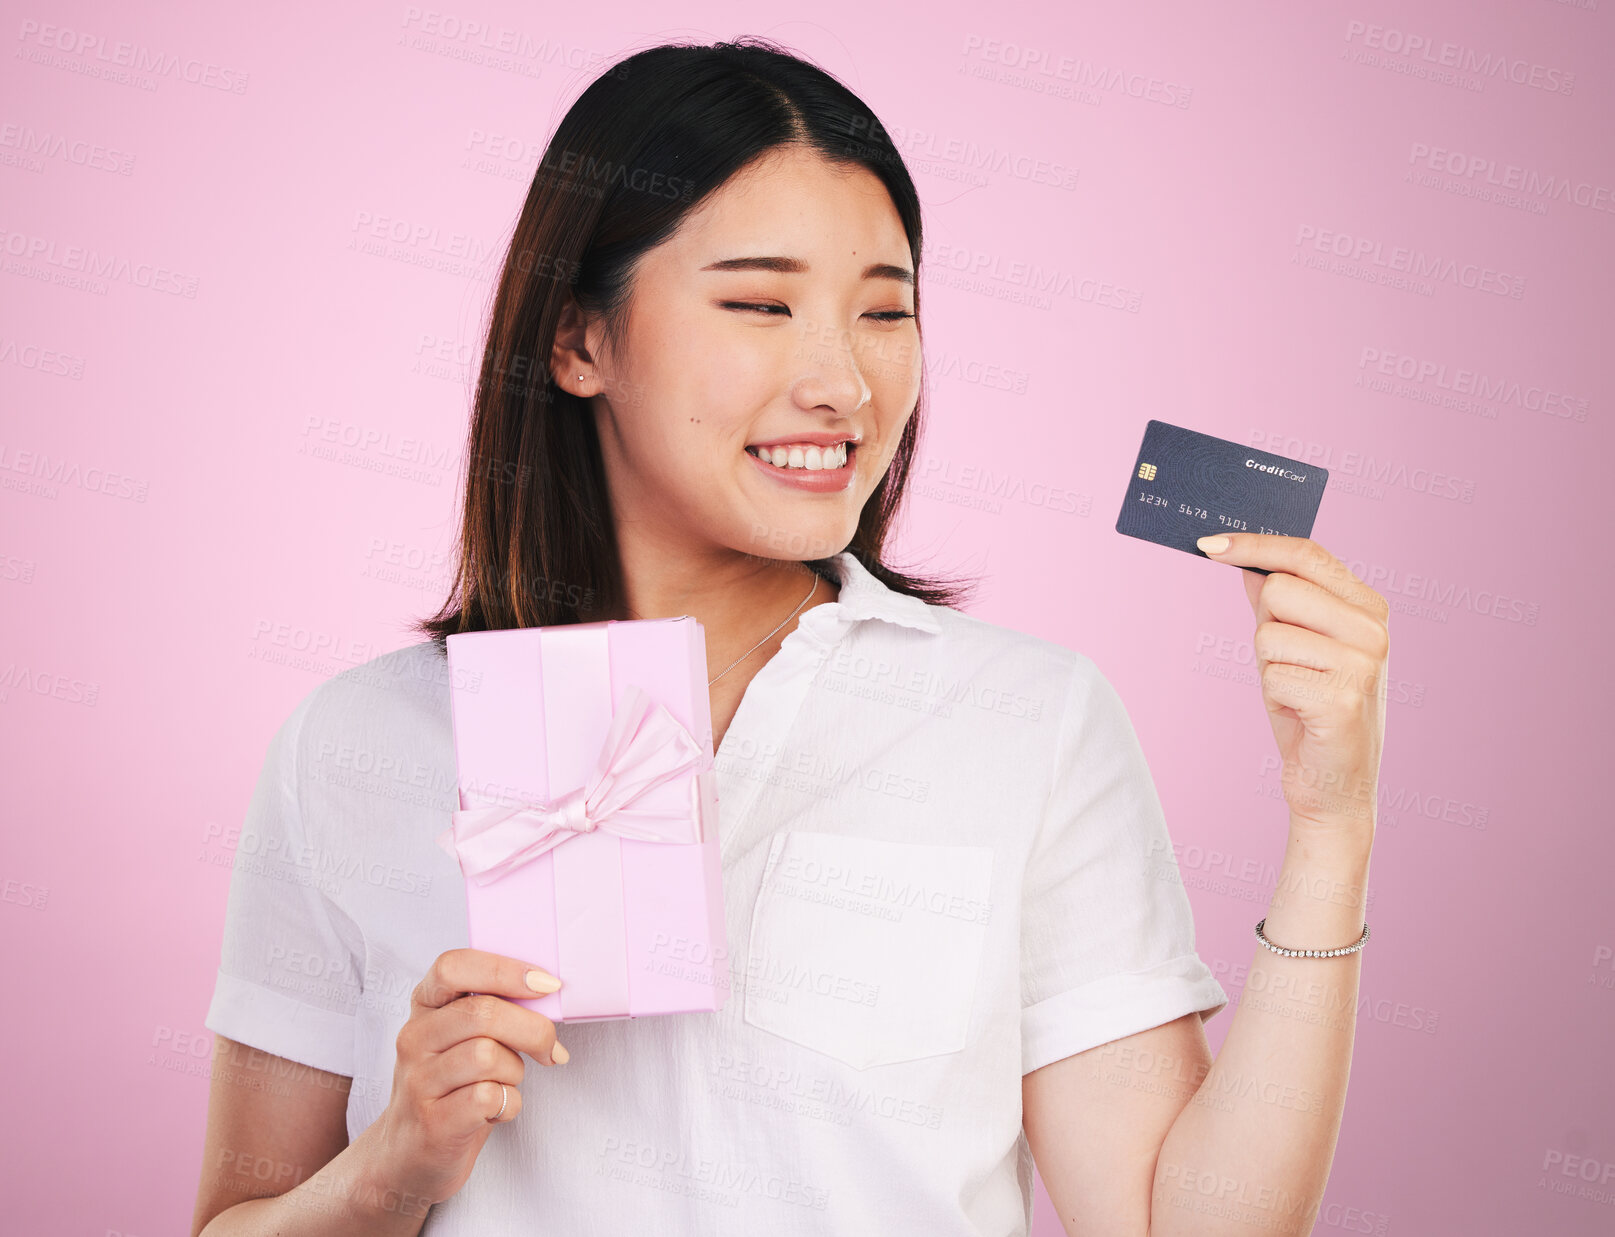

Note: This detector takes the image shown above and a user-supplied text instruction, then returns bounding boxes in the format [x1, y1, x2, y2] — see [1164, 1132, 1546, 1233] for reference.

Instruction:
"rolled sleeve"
[204, 691, 363, 1077]
[1019, 658, 1227, 1076]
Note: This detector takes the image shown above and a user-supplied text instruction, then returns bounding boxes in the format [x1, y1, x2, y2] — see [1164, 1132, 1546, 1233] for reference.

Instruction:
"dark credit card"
[1115, 420, 1328, 576]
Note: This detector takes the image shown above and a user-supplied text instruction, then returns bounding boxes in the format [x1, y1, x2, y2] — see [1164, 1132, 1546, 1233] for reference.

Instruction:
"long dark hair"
[415, 36, 977, 648]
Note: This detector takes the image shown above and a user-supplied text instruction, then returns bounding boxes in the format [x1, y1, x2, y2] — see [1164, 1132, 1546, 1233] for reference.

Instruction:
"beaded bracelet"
[1254, 917, 1370, 958]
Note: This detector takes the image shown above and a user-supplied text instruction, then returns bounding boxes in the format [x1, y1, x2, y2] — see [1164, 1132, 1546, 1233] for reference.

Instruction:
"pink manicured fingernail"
[1197, 535, 1230, 554]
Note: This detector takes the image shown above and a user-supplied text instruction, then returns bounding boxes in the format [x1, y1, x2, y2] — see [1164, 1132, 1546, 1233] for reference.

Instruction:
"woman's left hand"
[1195, 533, 1390, 840]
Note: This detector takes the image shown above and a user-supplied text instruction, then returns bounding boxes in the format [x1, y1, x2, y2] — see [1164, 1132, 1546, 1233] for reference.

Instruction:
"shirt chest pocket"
[742, 830, 995, 1071]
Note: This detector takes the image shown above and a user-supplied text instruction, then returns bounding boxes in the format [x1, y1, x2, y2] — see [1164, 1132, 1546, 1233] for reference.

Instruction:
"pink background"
[3, 1, 1610, 1233]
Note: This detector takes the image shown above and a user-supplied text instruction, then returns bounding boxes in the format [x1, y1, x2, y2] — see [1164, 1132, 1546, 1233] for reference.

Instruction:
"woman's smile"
[743, 438, 859, 492]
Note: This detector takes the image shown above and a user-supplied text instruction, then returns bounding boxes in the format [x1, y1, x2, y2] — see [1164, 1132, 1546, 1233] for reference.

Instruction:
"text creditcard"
[1115, 420, 1328, 575]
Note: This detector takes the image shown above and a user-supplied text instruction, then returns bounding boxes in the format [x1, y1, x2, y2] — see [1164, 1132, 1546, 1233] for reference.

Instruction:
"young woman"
[193, 37, 1389, 1237]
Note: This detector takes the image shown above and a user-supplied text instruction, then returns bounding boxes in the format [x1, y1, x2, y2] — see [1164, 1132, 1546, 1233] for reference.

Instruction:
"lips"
[744, 440, 857, 492]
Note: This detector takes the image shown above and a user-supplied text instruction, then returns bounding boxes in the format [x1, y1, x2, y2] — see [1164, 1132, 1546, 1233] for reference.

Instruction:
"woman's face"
[575, 145, 921, 567]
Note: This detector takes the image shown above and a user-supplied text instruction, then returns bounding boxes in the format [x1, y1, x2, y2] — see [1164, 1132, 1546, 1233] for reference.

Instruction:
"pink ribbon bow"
[435, 684, 707, 885]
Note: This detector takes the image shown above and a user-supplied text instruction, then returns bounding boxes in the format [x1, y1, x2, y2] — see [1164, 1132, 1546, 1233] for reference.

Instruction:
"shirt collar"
[820, 551, 944, 635]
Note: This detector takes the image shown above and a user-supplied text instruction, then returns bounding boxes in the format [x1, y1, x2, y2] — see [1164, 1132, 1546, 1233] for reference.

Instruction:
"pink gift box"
[435, 616, 728, 1023]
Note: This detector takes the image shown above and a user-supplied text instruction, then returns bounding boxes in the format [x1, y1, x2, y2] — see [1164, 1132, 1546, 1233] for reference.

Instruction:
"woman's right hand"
[361, 948, 570, 1207]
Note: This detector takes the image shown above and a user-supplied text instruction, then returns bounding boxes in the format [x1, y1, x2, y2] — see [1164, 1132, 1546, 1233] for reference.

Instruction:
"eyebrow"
[699, 256, 914, 286]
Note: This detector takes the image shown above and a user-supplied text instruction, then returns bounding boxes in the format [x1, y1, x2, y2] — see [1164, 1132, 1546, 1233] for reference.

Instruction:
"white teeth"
[749, 442, 849, 470]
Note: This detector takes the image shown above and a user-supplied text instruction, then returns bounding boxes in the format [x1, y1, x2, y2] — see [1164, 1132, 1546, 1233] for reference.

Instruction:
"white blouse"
[206, 549, 1227, 1235]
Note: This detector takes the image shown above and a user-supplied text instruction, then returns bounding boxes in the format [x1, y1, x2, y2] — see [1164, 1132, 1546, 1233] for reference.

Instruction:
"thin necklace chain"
[707, 569, 819, 687]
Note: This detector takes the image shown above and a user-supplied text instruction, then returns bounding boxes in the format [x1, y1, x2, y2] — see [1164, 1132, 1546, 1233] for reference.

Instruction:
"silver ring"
[492, 1082, 508, 1121]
